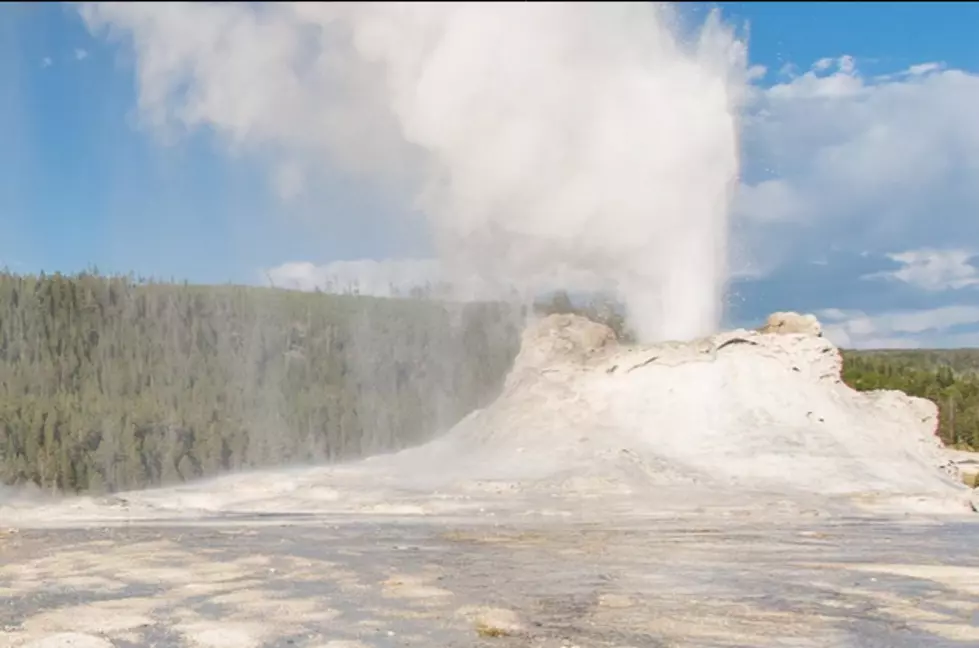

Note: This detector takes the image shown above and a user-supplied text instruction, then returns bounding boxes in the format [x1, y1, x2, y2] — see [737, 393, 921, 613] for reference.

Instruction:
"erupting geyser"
[80, 2, 751, 342]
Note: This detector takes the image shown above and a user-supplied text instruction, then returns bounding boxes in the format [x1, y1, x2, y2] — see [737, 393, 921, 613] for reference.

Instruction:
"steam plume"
[81, 2, 750, 341]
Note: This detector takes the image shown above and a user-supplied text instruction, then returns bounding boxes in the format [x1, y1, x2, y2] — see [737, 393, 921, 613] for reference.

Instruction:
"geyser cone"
[378, 313, 970, 514]
[0, 312, 972, 527]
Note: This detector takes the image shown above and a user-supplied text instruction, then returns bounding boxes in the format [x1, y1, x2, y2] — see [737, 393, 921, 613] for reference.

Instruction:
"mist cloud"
[81, 2, 750, 342]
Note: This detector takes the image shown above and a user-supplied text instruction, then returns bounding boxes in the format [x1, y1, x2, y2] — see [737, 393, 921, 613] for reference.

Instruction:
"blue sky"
[2, 3, 979, 348]
[0, 3, 415, 285]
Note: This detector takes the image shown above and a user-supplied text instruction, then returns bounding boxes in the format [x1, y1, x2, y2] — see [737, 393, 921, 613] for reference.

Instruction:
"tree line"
[0, 271, 522, 493]
[0, 271, 974, 495]
[840, 350, 979, 449]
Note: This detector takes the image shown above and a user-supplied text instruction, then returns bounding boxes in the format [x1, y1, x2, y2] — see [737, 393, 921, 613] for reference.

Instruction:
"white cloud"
[272, 163, 306, 203]
[906, 62, 944, 77]
[812, 57, 834, 72]
[736, 56, 979, 276]
[41, 57, 53, 68]
[818, 307, 848, 321]
[263, 257, 618, 303]
[819, 305, 979, 349]
[777, 62, 797, 78]
[264, 259, 443, 298]
[74, 48, 89, 61]
[862, 248, 979, 291]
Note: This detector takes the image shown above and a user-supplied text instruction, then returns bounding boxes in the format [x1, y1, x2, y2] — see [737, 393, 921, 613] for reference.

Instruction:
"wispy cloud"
[40, 56, 53, 69]
[74, 48, 89, 61]
[820, 305, 979, 349]
[264, 259, 443, 298]
[263, 258, 613, 303]
[862, 249, 979, 292]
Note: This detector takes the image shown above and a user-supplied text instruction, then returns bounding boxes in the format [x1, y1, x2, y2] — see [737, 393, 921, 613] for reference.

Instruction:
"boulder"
[944, 449, 979, 488]
[513, 313, 617, 371]
[758, 311, 823, 337]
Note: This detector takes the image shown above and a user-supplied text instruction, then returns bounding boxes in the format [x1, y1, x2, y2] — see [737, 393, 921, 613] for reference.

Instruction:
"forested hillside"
[845, 348, 979, 375]
[0, 271, 975, 495]
[0, 271, 522, 493]
[840, 350, 979, 449]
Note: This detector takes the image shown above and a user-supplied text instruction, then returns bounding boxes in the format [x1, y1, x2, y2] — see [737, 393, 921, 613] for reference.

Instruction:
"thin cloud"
[820, 305, 979, 349]
[41, 56, 53, 68]
[265, 259, 443, 297]
[263, 258, 614, 303]
[74, 48, 89, 61]
[862, 249, 979, 292]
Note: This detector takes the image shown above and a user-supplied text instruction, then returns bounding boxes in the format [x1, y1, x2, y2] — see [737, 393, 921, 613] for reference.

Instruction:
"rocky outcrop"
[946, 449, 979, 488]
[512, 313, 617, 370]
[758, 312, 823, 337]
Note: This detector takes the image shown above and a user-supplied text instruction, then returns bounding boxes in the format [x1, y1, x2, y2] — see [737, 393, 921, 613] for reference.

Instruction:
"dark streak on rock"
[627, 356, 658, 372]
[716, 338, 759, 351]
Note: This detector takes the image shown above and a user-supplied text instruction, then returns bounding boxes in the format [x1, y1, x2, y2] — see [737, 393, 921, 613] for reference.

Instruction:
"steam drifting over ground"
[80, 2, 751, 342]
[2, 313, 974, 530]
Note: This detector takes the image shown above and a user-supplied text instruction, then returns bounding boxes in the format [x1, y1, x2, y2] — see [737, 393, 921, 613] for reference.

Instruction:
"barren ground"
[2, 506, 978, 648]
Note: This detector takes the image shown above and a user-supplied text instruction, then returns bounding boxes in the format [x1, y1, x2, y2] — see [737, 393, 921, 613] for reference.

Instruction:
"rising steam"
[80, 2, 751, 342]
